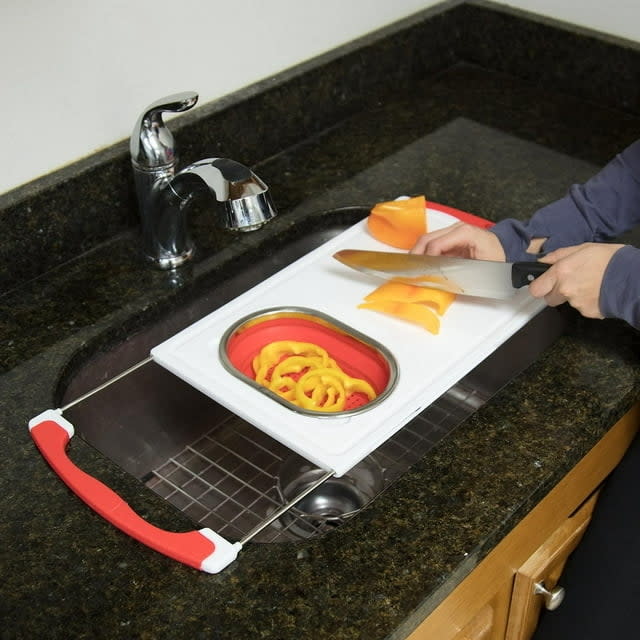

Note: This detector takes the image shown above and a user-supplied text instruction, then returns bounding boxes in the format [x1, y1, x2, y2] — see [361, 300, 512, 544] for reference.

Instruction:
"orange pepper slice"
[367, 195, 427, 249]
[363, 281, 456, 315]
[358, 300, 441, 334]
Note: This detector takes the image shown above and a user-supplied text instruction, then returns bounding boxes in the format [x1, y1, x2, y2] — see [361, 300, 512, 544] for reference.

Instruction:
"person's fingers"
[410, 223, 464, 254]
[528, 267, 569, 307]
[544, 288, 569, 308]
[528, 267, 558, 300]
[421, 225, 473, 256]
[412, 223, 506, 261]
[538, 245, 583, 264]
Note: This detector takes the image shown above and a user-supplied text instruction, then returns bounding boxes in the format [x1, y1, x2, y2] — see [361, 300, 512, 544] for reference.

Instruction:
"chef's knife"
[333, 249, 550, 300]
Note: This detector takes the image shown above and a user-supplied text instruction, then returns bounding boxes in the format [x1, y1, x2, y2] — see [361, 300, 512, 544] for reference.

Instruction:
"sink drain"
[276, 454, 385, 538]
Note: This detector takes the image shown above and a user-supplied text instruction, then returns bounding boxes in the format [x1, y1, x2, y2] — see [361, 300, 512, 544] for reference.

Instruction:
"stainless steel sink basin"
[59, 207, 569, 544]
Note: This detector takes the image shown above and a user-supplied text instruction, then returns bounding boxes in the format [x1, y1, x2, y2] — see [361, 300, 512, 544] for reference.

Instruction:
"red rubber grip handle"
[29, 413, 239, 573]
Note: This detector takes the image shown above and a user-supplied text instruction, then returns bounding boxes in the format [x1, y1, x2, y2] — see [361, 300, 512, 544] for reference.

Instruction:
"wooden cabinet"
[452, 585, 512, 640]
[407, 404, 639, 640]
[504, 491, 598, 640]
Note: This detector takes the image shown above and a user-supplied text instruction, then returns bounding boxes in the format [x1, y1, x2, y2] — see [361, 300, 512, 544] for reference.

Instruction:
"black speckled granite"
[3, 2, 640, 639]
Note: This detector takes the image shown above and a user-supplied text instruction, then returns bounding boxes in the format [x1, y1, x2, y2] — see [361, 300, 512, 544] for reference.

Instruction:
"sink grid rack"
[144, 381, 486, 544]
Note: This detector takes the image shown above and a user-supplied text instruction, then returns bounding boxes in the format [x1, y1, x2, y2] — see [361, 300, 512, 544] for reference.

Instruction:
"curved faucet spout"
[171, 158, 277, 232]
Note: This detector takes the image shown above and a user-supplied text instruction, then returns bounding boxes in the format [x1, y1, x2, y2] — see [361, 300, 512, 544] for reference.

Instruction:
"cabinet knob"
[534, 581, 565, 610]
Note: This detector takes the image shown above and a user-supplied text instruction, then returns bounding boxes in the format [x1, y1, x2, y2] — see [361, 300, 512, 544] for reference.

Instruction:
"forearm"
[600, 245, 640, 329]
[491, 139, 640, 262]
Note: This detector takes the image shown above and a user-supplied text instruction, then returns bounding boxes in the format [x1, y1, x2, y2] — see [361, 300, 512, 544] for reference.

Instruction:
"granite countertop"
[3, 3, 640, 639]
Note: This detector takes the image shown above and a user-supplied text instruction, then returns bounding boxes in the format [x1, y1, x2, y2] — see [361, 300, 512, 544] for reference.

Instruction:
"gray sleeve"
[489, 139, 640, 262]
[600, 245, 640, 329]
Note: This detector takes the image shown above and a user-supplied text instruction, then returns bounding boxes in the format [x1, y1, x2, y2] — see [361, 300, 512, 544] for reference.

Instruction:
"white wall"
[493, 0, 640, 44]
[1, 0, 434, 196]
[2, 0, 640, 197]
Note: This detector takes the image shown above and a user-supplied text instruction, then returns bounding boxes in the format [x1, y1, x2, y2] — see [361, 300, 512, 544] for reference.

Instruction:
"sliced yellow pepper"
[251, 341, 377, 412]
[261, 341, 328, 364]
[267, 355, 324, 390]
[295, 368, 347, 412]
[252, 341, 329, 377]
[342, 376, 377, 400]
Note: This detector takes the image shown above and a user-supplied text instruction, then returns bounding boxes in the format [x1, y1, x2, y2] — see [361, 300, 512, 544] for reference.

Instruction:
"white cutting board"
[152, 205, 545, 475]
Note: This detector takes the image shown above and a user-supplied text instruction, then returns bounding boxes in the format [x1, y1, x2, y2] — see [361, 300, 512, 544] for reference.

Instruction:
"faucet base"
[146, 246, 195, 270]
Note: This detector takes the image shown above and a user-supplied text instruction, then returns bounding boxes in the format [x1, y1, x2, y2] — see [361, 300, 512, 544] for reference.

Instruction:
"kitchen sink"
[59, 207, 569, 544]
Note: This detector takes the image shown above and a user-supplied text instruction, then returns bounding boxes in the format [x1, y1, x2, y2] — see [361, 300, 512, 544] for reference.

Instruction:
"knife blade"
[333, 249, 550, 299]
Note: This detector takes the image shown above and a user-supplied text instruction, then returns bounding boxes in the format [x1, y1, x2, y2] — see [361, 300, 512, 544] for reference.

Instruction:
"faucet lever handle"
[130, 91, 199, 171]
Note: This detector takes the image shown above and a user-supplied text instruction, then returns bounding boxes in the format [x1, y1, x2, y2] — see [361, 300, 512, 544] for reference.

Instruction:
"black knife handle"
[511, 262, 550, 288]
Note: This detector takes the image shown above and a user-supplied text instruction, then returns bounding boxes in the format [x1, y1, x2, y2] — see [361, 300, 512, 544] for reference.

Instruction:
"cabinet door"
[453, 583, 512, 640]
[505, 492, 599, 640]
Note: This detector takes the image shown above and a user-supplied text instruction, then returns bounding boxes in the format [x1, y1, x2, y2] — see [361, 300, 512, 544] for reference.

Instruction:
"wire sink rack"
[145, 380, 485, 543]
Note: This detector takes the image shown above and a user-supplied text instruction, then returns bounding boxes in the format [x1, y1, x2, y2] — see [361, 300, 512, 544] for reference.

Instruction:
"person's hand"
[528, 243, 624, 318]
[410, 222, 506, 261]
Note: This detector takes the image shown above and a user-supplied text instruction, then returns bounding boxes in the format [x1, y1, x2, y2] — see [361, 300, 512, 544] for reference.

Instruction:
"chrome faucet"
[130, 91, 277, 269]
